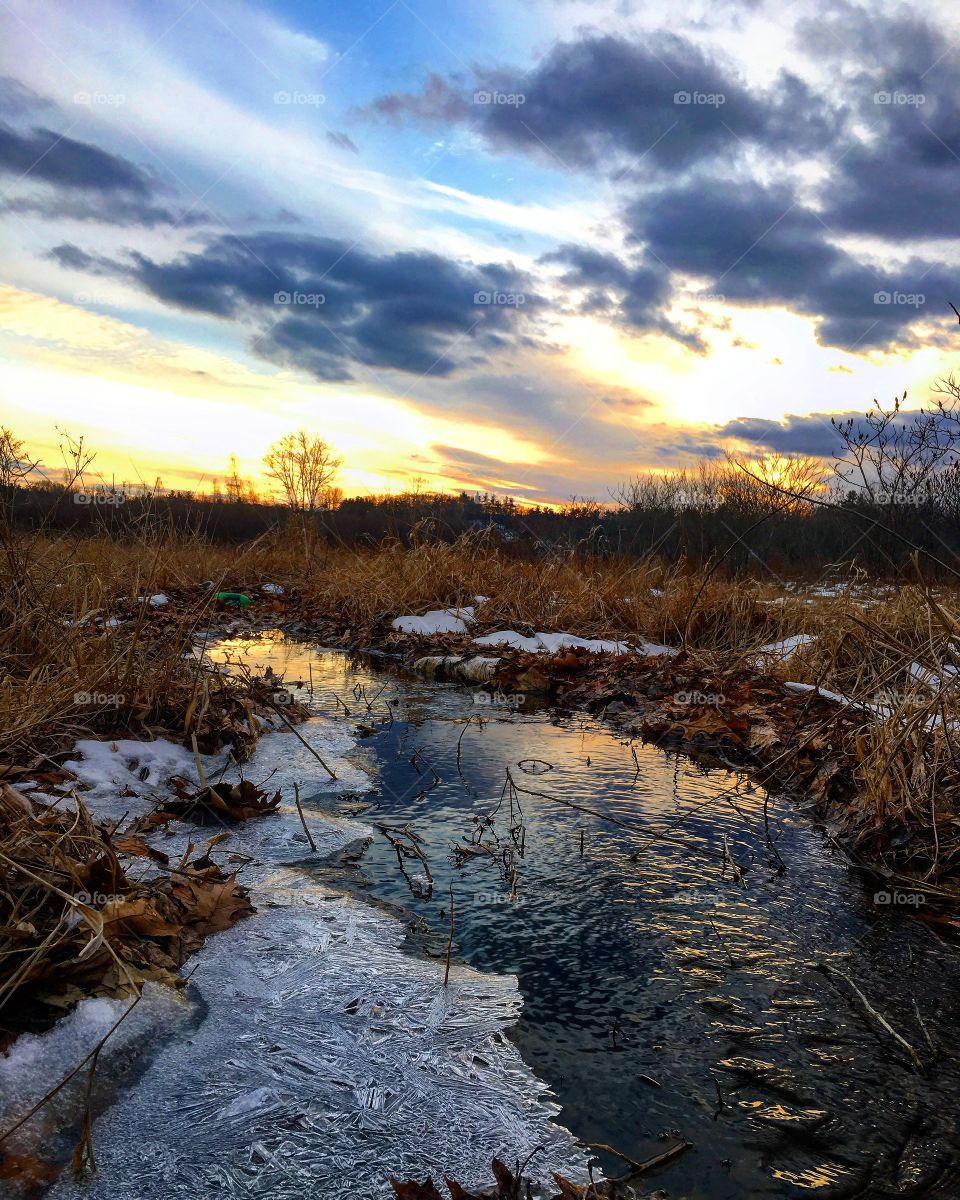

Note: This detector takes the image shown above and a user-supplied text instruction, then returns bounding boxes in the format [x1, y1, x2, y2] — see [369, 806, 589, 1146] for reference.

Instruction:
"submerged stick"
[265, 699, 338, 779]
[444, 882, 455, 987]
[819, 964, 923, 1070]
[582, 1138, 690, 1174]
[293, 782, 318, 852]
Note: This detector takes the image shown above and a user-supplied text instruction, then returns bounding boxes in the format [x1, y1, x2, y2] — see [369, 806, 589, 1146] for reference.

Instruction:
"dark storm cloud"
[60, 232, 542, 380]
[796, 8, 960, 242]
[666, 409, 925, 460]
[713, 413, 851, 456]
[362, 35, 843, 173]
[541, 243, 706, 350]
[629, 178, 954, 351]
[0, 122, 151, 194]
[0, 121, 203, 226]
[358, 16, 960, 357]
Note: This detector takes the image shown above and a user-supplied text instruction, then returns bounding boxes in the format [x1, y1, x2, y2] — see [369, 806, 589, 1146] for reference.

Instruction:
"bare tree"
[723, 452, 826, 514]
[55, 426, 96, 493]
[225, 454, 246, 502]
[0, 427, 39, 488]
[831, 392, 959, 504]
[263, 431, 343, 512]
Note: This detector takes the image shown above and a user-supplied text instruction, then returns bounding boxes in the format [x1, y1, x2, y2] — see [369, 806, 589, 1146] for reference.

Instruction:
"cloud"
[326, 130, 359, 154]
[0, 122, 152, 193]
[361, 72, 470, 125]
[797, 8, 960, 242]
[542, 242, 706, 350]
[59, 231, 544, 380]
[362, 35, 843, 173]
[0, 120, 202, 226]
[668, 408, 933, 460]
[0, 76, 54, 117]
[630, 177, 954, 351]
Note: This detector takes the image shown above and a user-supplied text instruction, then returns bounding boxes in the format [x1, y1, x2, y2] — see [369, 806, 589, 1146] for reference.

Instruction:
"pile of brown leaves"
[0, 786, 253, 1040]
[159, 776, 282, 823]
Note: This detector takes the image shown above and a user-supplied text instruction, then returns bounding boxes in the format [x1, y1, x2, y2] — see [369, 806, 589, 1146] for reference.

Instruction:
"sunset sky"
[1, 0, 958, 503]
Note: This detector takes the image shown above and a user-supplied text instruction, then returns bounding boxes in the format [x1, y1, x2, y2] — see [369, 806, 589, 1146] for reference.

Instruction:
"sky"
[1, 0, 958, 503]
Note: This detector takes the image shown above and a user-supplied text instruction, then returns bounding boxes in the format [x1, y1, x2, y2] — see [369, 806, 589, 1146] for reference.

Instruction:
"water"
[145, 636, 960, 1194]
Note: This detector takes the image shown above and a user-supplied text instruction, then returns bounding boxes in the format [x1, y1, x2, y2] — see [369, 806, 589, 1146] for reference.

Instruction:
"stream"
[233, 635, 960, 1199]
[13, 632, 960, 1199]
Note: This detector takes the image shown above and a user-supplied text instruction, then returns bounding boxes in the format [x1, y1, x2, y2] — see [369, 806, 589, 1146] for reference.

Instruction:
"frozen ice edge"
[16, 715, 589, 1196]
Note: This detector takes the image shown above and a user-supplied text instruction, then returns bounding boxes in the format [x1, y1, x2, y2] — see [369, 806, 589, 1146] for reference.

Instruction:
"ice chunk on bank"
[414, 655, 500, 682]
[62, 715, 371, 824]
[392, 607, 475, 635]
[62, 737, 225, 821]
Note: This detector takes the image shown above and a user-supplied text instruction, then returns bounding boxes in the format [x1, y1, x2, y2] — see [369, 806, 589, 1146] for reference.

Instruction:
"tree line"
[6, 383, 960, 577]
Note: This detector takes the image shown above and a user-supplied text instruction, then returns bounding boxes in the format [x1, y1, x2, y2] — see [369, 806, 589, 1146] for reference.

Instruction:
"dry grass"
[5, 525, 960, 879]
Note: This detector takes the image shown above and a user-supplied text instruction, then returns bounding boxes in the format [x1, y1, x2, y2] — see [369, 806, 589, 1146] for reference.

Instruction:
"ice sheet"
[47, 885, 588, 1199]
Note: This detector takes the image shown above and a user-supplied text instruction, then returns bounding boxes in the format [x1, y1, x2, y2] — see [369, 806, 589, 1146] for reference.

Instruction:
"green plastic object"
[214, 591, 252, 607]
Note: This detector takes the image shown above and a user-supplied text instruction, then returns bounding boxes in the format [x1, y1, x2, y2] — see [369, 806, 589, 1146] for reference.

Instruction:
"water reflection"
[212, 635, 960, 1199]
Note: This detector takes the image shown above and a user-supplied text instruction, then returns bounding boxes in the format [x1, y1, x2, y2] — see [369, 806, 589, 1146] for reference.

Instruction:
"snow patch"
[472, 630, 675, 657]
[392, 607, 475, 635]
[755, 634, 816, 663]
